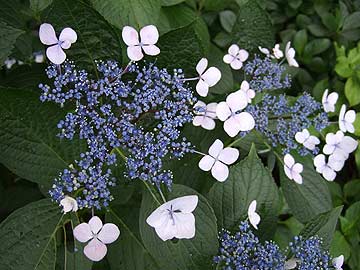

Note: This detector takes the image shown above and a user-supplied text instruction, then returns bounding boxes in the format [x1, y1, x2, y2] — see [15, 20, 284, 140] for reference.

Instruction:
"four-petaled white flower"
[122, 25, 160, 61]
[322, 89, 338, 113]
[283, 154, 303, 184]
[247, 200, 260, 230]
[146, 195, 198, 241]
[285, 41, 299, 67]
[323, 131, 358, 160]
[295, 129, 320, 150]
[216, 90, 255, 137]
[73, 216, 120, 262]
[39, 23, 77, 65]
[272, 44, 284, 59]
[223, 44, 249, 70]
[60, 195, 78, 213]
[195, 58, 221, 97]
[314, 154, 336, 181]
[193, 101, 217, 130]
[339, 104, 356, 133]
[198, 139, 239, 182]
[332, 255, 344, 270]
[239, 80, 255, 104]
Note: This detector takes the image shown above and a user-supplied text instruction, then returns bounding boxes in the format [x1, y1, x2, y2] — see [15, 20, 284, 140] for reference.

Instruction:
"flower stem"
[181, 77, 199, 82]
[142, 181, 162, 206]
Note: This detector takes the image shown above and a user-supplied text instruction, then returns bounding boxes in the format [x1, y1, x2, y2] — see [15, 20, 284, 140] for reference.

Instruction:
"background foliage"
[0, 0, 360, 269]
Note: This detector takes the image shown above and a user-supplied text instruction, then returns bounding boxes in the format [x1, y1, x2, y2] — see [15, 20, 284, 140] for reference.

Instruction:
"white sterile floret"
[216, 90, 255, 137]
[247, 200, 260, 230]
[122, 25, 160, 61]
[192, 101, 217, 130]
[283, 154, 303, 184]
[60, 195, 78, 213]
[284, 258, 300, 269]
[223, 44, 249, 70]
[332, 255, 344, 270]
[258, 46, 270, 56]
[323, 130, 358, 160]
[322, 89, 338, 113]
[272, 44, 284, 59]
[295, 129, 320, 150]
[285, 41, 299, 67]
[198, 139, 239, 182]
[4, 58, 16, 69]
[73, 216, 120, 262]
[195, 58, 221, 97]
[239, 80, 255, 104]
[39, 23, 77, 65]
[339, 104, 356, 133]
[314, 154, 336, 181]
[146, 195, 198, 241]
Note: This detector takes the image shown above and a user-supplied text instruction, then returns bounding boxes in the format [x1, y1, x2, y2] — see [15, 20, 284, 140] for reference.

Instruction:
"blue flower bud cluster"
[246, 93, 329, 155]
[244, 56, 291, 92]
[40, 60, 195, 209]
[214, 221, 334, 270]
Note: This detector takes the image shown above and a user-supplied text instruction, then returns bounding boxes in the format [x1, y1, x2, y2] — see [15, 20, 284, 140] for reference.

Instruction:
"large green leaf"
[91, 0, 161, 29]
[280, 155, 332, 223]
[44, 0, 122, 77]
[0, 21, 24, 66]
[106, 202, 159, 270]
[232, 0, 274, 51]
[0, 88, 85, 185]
[0, 199, 62, 270]
[139, 184, 218, 269]
[208, 145, 280, 239]
[300, 206, 343, 249]
[156, 21, 209, 76]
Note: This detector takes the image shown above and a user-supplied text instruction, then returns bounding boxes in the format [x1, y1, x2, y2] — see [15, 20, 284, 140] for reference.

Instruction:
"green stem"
[111, 147, 127, 161]
[263, 140, 284, 165]
[158, 187, 167, 203]
[63, 226, 67, 270]
[227, 136, 244, 147]
[143, 181, 162, 206]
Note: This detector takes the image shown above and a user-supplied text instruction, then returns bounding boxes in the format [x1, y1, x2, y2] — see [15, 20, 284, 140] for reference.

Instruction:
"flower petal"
[170, 195, 199, 213]
[98, 223, 120, 244]
[89, 216, 103, 234]
[211, 161, 229, 182]
[223, 54, 233, 64]
[142, 44, 160, 56]
[201, 117, 216, 130]
[284, 154, 295, 167]
[127, 46, 143, 61]
[234, 112, 255, 131]
[146, 208, 169, 228]
[39, 23, 58, 45]
[173, 212, 195, 239]
[228, 44, 239, 55]
[73, 223, 92, 243]
[223, 117, 241, 137]
[196, 79, 209, 97]
[196, 58, 208, 75]
[59, 27, 77, 43]
[140, 25, 159, 45]
[154, 218, 175, 241]
[201, 67, 221, 87]
[249, 212, 260, 229]
[216, 102, 231, 121]
[230, 59, 243, 70]
[237, 49, 249, 62]
[226, 90, 248, 112]
[122, 26, 139, 46]
[208, 139, 224, 157]
[46, 45, 66, 64]
[198, 155, 216, 171]
[218, 147, 239, 165]
[83, 238, 107, 262]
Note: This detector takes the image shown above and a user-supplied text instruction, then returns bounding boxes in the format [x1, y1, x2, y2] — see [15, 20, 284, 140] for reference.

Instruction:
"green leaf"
[344, 179, 360, 201]
[342, 201, 360, 234]
[307, 24, 329, 37]
[0, 0, 29, 29]
[219, 10, 237, 33]
[91, 0, 161, 29]
[293, 29, 307, 56]
[139, 184, 218, 269]
[232, 0, 274, 51]
[106, 203, 159, 270]
[345, 77, 360, 106]
[0, 21, 24, 66]
[161, 0, 185, 6]
[330, 231, 351, 260]
[0, 88, 85, 185]
[0, 199, 62, 270]
[30, 0, 53, 13]
[156, 21, 208, 75]
[343, 11, 360, 30]
[206, 45, 233, 95]
[300, 206, 343, 249]
[280, 155, 332, 223]
[208, 145, 280, 239]
[44, 0, 122, 77]
[303, 38, 331, 56]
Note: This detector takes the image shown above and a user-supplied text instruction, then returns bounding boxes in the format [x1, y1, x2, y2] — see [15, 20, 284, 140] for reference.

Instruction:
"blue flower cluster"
[289, 236, 330, 270]
[214, 221, 334, 270]
[246, 93, 329, 155]
[214, 221, 286, 269]
[244, 56, 291, 92]
[40, 60, 195, 209]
